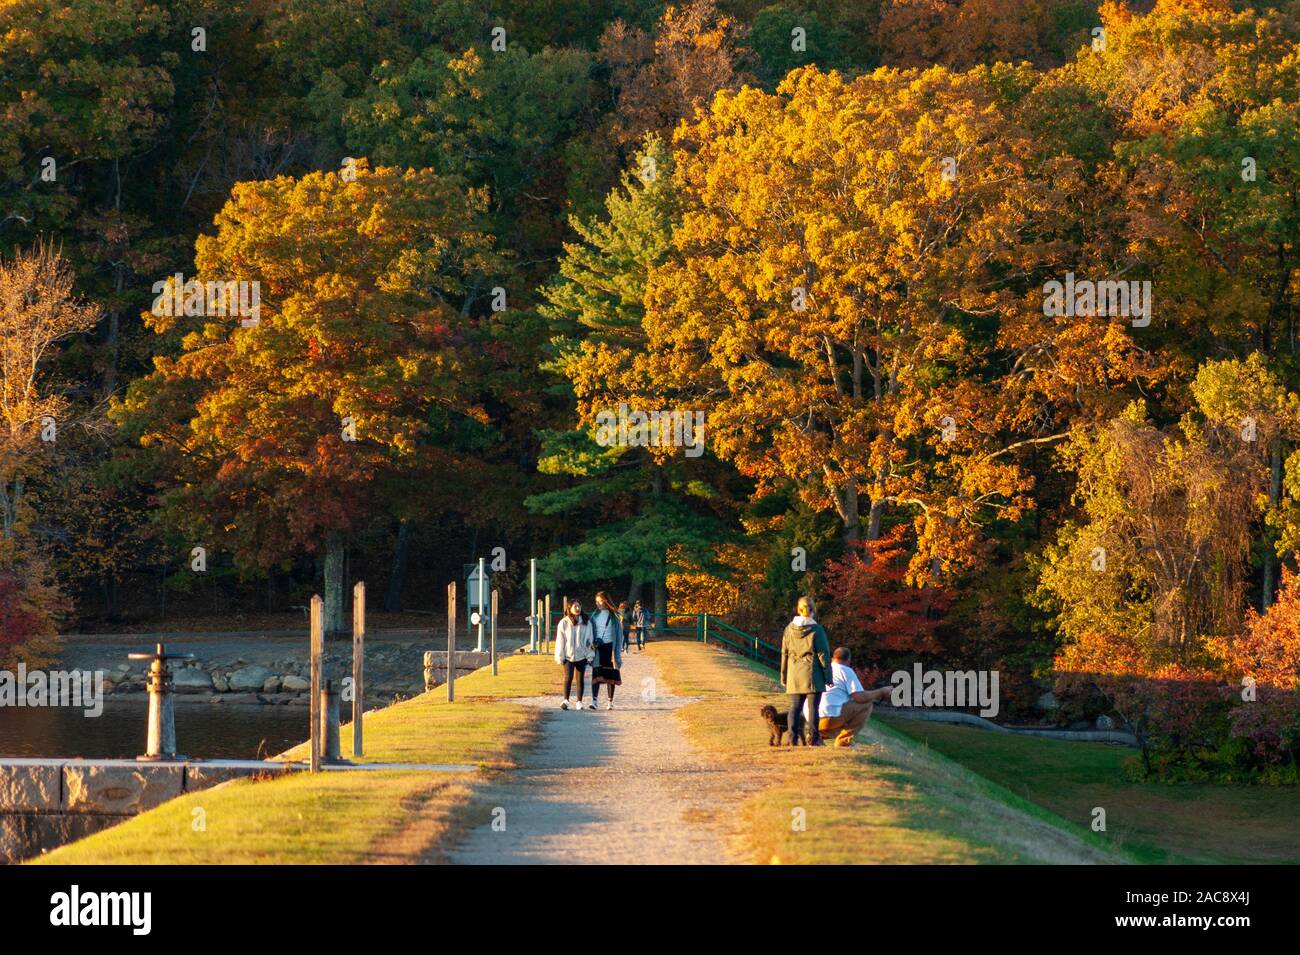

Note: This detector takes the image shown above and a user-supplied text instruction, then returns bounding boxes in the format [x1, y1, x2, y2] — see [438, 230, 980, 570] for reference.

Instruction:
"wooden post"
[490, 589, 499, 676]
[544, 594, 551, 654]
[537, 599, 544, 656]
[352, 581, 365, 757]
[703, 613, 709, 645]
[309, 595, 323, 773]
[447, 581, 456, 702]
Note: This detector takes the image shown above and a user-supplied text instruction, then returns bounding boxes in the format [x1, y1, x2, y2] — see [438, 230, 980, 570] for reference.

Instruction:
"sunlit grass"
[35, 655, 560, 865]
[649, 641, 1125, 864]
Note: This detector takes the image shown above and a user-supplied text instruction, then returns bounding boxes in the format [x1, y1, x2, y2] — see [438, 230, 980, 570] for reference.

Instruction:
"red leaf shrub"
[819, 525, 951, 667]
[0, 566, 61, 669]
[1207, 568, 1300, 769]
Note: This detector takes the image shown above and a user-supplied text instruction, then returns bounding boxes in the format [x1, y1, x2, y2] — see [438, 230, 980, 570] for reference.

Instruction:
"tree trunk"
[841, 478, 860, 543]
[385, 518, 413, 613]
[1263, 438, 1284, 611]
[323, 531, 346, 638]
[651, 467, 668, 619]
[866, 496, 884, 542]
[824, 465, 862, 543]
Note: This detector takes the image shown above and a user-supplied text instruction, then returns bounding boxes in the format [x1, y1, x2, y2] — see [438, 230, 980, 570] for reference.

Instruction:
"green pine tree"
[528, 136, 734, 616]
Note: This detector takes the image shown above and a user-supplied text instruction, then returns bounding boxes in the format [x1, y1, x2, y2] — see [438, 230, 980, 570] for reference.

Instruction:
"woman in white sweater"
[554, 599, 595, 710]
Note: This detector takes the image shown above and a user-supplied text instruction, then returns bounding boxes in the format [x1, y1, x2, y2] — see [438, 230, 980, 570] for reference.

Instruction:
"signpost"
[476, 556, 486, 652]
[466, 560, 491, 652]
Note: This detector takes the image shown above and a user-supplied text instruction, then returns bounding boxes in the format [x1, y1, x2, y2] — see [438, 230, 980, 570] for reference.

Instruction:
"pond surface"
[0, 701, 309, 760]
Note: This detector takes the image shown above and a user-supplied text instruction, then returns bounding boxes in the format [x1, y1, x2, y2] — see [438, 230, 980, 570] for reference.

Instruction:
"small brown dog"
[760, 704, 795, 746]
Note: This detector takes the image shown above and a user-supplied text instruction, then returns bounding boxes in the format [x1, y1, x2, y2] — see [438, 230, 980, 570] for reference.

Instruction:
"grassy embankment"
[647, 640, 1127, 864]
[654, 638, 1299, 864]
[878, 717, 1300, 864]
[34, 655, 559, 864]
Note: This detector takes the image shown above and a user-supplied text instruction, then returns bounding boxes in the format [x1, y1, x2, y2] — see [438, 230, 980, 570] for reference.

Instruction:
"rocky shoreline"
[57, 635, 528, 708]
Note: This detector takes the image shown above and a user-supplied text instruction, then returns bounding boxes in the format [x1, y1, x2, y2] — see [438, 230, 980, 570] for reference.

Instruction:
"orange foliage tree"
[0, 243, 97, 665]
[644, 64, 1084, 581]
[116, 161, 503, 635]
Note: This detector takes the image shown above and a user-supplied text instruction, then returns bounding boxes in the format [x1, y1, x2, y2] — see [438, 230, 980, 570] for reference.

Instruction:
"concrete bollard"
[128, 643, 194, 761]
[423, 651, 436, 691]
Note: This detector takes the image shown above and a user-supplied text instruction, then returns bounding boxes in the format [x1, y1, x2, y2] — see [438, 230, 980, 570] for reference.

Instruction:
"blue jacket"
[589, 608, 623, 667]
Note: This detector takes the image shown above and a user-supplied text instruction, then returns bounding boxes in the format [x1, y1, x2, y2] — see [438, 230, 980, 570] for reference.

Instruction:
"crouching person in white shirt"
[817, 647, 893, 747]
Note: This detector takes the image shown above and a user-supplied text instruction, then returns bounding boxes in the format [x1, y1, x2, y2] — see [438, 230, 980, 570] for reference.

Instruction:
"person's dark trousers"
[593, 641, 616, 699]
[563, 660, 587, 702]
[787, 692, 823, 743]
[636, 628, 645, 650]
[807, 692, 823, 742]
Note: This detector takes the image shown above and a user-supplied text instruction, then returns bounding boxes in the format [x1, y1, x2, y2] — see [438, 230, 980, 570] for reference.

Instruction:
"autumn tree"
[877, 0, 1094, 70]
[645, 64, 1081, 583]
[116, 162, 504, 636]
[0, 242, 98, 662]
[1038, 354, 1298, 663]
[339, 45, 592, 228]
[598, 0, 752, 152]
[1072, 1, 1300, 603]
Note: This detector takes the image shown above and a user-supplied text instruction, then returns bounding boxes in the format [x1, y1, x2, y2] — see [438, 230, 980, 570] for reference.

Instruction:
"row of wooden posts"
[304, 580, 504, 773]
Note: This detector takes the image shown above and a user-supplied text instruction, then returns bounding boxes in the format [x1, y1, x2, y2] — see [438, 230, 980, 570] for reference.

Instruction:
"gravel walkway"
[449, 648, 739, 865]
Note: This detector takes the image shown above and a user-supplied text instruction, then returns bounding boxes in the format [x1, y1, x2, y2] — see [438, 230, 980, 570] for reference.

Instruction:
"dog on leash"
[760, 704, 797, 746]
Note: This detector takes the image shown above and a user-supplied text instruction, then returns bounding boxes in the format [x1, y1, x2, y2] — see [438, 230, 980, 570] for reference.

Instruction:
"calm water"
[0, 701, 309, 759]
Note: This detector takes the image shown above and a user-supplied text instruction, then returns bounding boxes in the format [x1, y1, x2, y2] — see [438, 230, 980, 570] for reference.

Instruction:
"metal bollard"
[128, 643, 195, 761]
[319, 679, 346, 764]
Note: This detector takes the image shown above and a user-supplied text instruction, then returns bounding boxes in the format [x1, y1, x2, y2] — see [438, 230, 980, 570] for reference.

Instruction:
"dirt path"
[447, 648, 740, 864]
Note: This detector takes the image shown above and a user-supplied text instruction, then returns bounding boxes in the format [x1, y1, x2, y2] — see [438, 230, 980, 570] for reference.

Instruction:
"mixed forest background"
[2, 0, 1300, 780]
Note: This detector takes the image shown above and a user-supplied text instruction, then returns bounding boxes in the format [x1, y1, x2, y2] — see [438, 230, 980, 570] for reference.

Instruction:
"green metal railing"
[701, 614, 781, 669]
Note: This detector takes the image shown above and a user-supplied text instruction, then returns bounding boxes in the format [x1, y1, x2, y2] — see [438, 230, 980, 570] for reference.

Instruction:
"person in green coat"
[779, 596, 834, 746]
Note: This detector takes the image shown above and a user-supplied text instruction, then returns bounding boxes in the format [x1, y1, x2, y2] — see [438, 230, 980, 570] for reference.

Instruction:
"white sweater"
[554, 615, 595, 664]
